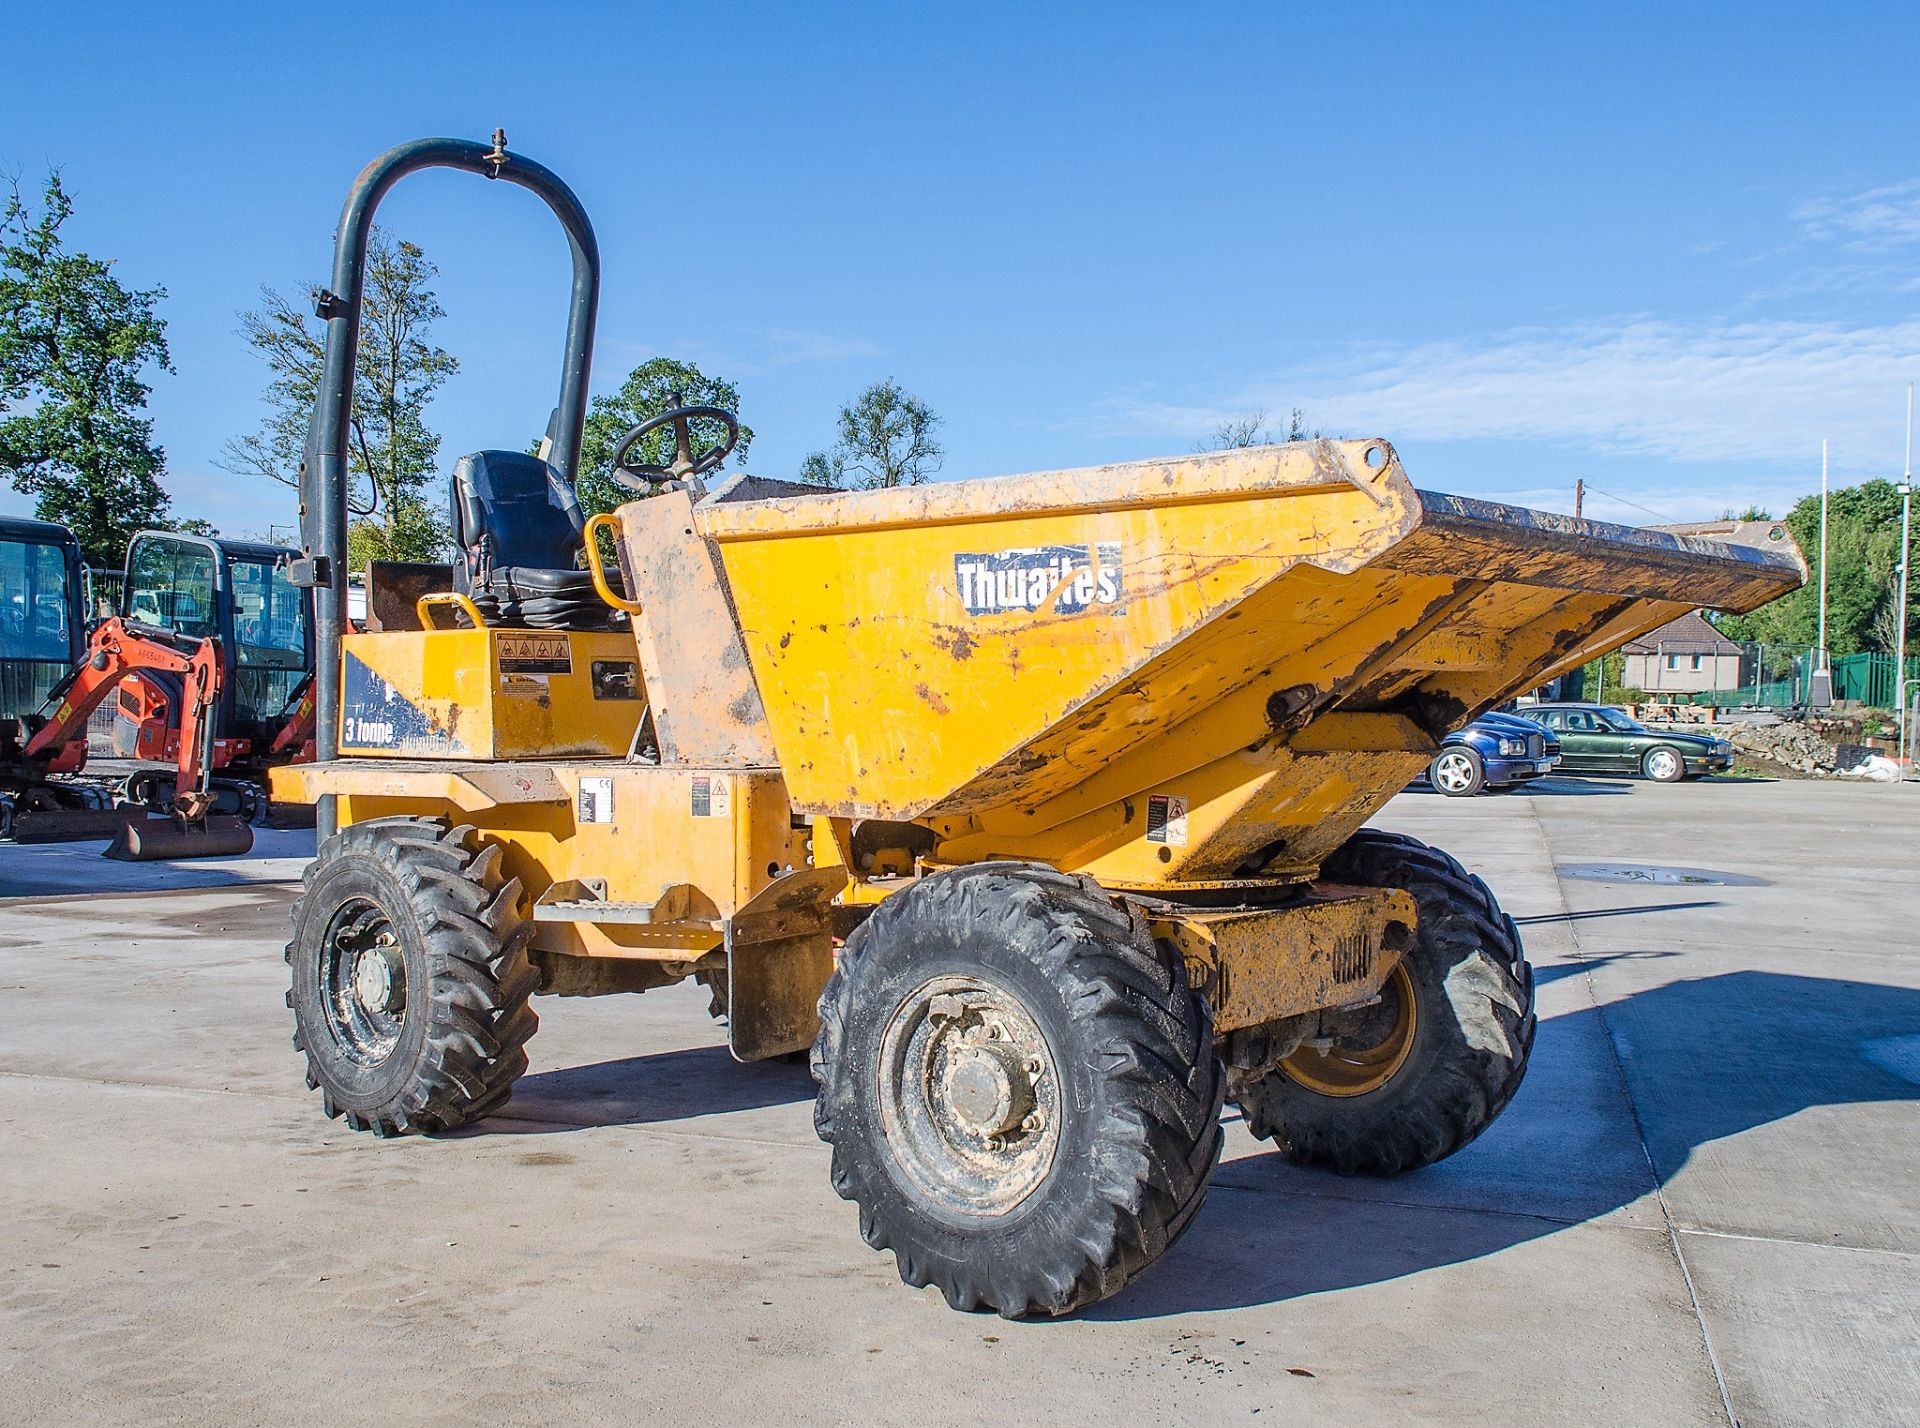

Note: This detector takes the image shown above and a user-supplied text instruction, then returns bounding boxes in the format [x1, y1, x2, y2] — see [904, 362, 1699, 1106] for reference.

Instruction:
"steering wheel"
[609, 399, 741, 491]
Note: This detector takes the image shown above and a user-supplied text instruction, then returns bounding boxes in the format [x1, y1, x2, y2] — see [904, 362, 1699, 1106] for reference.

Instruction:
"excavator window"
[229, 557, 309, 732]
[0, 538, 72, 662]
[0, 535, 76, 717]
[229, 559, 308, 671]
[127, 537, 217, 639]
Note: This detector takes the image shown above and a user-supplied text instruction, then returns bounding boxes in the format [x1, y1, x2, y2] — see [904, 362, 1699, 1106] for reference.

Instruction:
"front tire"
[1237, 830, 1535, 1175]
[1642, 745, 1686, 783]
[287, 817, 538, 1136]
[1428, 747, 1485, 797]
[812, 863, 1224, 1317]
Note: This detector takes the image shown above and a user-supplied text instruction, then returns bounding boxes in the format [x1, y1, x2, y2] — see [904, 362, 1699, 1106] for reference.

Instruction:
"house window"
[1666, 654, 1679, 670]
[1690, 654, 1702, 671]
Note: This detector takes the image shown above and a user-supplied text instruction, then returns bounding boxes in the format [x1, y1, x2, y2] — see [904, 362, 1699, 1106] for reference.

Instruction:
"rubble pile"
[1722, 718, 1844, 776]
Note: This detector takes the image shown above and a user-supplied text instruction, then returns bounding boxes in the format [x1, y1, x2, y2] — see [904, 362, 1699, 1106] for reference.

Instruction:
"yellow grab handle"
[415, 591, 490, 630]
[584, 511, 644, 615]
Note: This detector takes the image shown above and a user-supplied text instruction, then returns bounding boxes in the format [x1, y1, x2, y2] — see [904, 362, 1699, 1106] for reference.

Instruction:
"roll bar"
[292, 132, 600, 811]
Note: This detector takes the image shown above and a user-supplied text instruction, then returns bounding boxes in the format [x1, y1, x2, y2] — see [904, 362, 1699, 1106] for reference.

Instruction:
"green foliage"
[221, 227, 457, 564]
[573, 358, 752, 518]
[0, 173, 175, 567]
[346, 494, 444, 572]
[1585, 651, 1647, 706]
[801, 379, 942, 490]
[1711, 480, 1912, 657]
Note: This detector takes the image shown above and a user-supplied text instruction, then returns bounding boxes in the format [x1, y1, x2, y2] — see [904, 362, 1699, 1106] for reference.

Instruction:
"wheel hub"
[877, 978, 1060, 1216]
[352, 940, 405, 1015]
[944, 1038, 1035, 1137]
[318, 898, 408, 1068]
[1279, 959, 1419, 1097]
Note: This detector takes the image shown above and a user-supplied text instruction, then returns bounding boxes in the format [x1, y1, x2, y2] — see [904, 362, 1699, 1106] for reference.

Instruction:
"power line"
[1583, 485, 1680, 523]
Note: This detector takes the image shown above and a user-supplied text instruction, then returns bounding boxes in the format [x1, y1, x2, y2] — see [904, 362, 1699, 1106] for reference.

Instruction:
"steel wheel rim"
[318, 895, 408, 1068]
[1280, 961, 1419, 1097]
[1434, 752, 1475, 793]
[1647, 749, 1680, 780]
[876, 974, 1061, 1218]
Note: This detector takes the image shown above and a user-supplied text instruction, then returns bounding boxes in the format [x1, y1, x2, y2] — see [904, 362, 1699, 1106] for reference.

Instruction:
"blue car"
[1426, 711, 1562, 797]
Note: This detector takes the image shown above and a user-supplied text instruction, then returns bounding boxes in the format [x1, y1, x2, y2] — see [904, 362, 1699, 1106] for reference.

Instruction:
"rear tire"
[812, 862, 1224, 1317]
[1237, 830, 1534, 1175]
[287, 816, 538, 1136]
[1428, 747, 1485, 797]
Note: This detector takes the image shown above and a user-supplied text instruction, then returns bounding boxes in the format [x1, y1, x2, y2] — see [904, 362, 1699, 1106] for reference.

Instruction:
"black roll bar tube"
[292, 133, 600, 833]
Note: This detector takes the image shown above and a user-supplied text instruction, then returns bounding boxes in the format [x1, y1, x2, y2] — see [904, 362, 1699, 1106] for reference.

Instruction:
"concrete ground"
[1, 781, 1914, 1426]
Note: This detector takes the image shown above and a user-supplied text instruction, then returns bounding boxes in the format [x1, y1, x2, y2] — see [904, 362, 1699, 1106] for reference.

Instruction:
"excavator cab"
[0, 517, 87, 735]
[116, 531, 312, 771]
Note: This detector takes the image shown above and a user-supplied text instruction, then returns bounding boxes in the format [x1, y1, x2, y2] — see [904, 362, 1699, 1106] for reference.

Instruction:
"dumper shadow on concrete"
[447, 960, 1920, 1322]
[1084, 967, 1920, 1320]
[454, 1043, 818, 1133]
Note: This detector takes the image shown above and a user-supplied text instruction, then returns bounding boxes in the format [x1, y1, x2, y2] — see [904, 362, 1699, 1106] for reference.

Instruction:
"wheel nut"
[1021, 1111, 1044, 1134]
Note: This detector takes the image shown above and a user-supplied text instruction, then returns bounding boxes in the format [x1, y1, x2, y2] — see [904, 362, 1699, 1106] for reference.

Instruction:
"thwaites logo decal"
[340, 651, 466, 755]
[1145, 793, 1189, 847]
[495, 632, 573, 676]
[953, 541, 1122, 617]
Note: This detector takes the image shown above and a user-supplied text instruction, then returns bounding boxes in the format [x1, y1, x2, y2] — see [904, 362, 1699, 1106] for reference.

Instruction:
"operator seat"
[449, 450, 616, 630]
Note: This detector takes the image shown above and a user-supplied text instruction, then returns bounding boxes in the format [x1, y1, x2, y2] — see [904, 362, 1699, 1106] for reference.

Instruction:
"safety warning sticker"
[578, 776, 615, 825]
[1145, 793, 1188, 847]
[691, 773, 732, 818]
[496, 632, 573, 676]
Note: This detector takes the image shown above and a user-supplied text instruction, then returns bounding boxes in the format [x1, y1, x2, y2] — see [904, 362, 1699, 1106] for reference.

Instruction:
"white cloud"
[1794, 178, 1920, 252]
[1095, 317, 1920, 477]
[763, 328, 882, 365]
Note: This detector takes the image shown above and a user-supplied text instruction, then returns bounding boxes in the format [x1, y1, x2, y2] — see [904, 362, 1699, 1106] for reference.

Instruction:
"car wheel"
[1642, 746, 1685, 783]
[1429, 748, 1485, 797]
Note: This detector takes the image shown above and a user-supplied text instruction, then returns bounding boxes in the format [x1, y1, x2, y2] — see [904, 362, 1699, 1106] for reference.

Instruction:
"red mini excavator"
[107, 529, 316, 821]
[19, 618, 254, 859]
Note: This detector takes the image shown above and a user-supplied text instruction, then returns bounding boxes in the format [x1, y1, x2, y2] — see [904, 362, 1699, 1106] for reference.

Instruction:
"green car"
[1516, 703, 1732, 782]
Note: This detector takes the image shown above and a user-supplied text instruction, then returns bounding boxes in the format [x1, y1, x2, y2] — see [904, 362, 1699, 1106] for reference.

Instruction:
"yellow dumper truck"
[274, 136, 1805, 1317]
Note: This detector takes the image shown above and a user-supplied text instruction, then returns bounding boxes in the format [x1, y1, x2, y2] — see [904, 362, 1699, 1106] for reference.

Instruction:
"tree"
[572, 357, 752, 518]
[1712, 480, 1913, 657]
[220, 227, 457, 564]
[0, 172, 175, 566]
[800, 379, 942, 490]
[1195, 406, 1312, 452]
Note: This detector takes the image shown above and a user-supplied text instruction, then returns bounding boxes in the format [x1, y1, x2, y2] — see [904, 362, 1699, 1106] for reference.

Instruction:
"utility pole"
[1817, 439, 1829, 671]
[1900, 385, 1914, 769]
[1574, 478, 1585, 519]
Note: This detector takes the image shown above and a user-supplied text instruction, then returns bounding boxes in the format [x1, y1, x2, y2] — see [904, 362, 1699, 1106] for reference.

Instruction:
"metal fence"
[1670, 645, 1919, 710]
[1828, 651, 1920, 710]
[87, 568, 124, 620]
[1685, 643, 1816, 709]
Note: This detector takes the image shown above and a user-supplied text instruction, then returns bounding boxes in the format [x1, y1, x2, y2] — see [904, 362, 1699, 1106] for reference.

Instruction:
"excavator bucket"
[103, 815, 255, 862]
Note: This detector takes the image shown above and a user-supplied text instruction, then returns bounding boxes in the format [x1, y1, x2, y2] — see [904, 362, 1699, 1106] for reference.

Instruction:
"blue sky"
[5, 2, 1919, 537]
